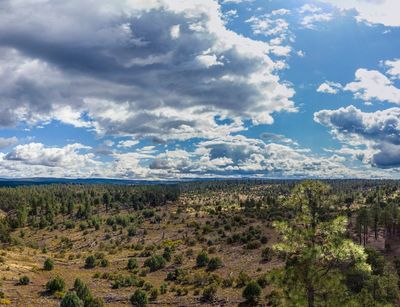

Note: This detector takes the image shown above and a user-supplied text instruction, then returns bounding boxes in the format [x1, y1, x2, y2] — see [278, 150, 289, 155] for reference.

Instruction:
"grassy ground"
[0, 189, 280, 306]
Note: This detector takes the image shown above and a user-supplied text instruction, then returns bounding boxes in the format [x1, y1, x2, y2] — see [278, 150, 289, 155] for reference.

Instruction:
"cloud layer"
[0, 0, 398, 179]
[315, 105, 400, 168]
[0, 0, 295, 141]
[320, 0, 400, 27]
[0, 137, 367, 179]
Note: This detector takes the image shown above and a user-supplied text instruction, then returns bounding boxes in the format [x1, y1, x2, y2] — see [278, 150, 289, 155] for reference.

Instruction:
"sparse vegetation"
[46, 276, 65, 294]
[242, 280, 261, 302]
[127, 258, 138, 270]
[130, 289, 148, 307]
[196, 250, 209, 268]
[43, 258, 54, 271]
[0, 181, 400, 305]
[60, 291, 83, 307]
[144, 255, 166, 272]
[18, 276, 30, 286]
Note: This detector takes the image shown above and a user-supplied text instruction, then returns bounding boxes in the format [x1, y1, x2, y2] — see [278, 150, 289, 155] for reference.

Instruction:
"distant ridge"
[0, 177, 178, 187]
[0, 177, 396, 187]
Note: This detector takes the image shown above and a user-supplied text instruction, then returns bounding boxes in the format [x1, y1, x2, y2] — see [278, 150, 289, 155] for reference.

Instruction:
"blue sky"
[0, 0, 399, 179]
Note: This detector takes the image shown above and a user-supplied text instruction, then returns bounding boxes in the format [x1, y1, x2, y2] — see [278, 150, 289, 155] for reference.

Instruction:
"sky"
[0, 0, 400, 179]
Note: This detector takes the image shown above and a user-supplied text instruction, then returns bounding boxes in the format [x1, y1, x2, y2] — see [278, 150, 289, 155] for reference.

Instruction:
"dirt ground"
[0, 192, 280, 306]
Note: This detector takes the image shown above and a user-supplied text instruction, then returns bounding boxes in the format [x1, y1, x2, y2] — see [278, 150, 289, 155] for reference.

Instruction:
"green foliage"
[236, 271, 251, 288]
[245, 240, 261, 250]
[174, 254, 183, 265]
[196, 251, 209, 268]
[128, 226, 137, 237]
[160, 283, 168, 294]
[0, 184, 179, 236]
[2, 179, 400, 306]
[85, 255, 96, 269]
[256, 274, 269, 288]
[111, 274, 141, 289]
[261, 247, 273, 262]
[127, 258, 138, 270]
[144, 255, 166, 272]
[130, 289, 148, 307]
[270, 181, 371, 307]
[149, 288, 158, 301]
[207, 257, 222, 271]
[242, 281, 261, 302]
[365, 247, 385, 275]
[0, 220, 11, 243]
[345, 268, 370, 293]
[202, 284, 217, 302]
[18, 275, 30, 285]
[73, 278, 104, 307]
[99, 259, 109, 267]
[74, 278, 92, 302]
[162, 247, 172, 262]
[84, 297, 104, 307]
[394, 256, 400, 280]
[43, 258, 54, 271]
[60, 291, 84, 307]
[46, 276, 65, 294]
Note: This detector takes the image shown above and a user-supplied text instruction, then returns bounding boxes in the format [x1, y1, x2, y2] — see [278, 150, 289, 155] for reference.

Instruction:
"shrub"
[160, 283, 168, 294]
[144, 255, 166, 272]
[162, 247, 172, 262]
[142, 209, 155, 219]
[18, 275, 30, 285]
[166, 268, 186, 282]
[74, 278, 92, 302]
[65, 221, 76, 230]
[128, 226, 137, 237]
[149, 288, 158, 301]
[202, 284, 217, 302]
[207, 257, 223, 271]
[44, 258, 54, 271]
[236, 271, 251, 288]
[176, 287, 188, 296]
[60, 291, 84, 307]
[139, 268, 148, 277]
[143, 282, 153, 291]
[94, 252, 105, 260]
[174, 254, 183, 265]
[100, 259, 109, 267]
[344, 269, 370, 293]
[46, 276, 65, 294]
[127, 258, 138, 270]
[130, 289, 148, 307]
[261, 247, 273, 262]
[246, 240, 261, 250]
[256, 274, 269, 288]
[196, 251, 209, 268]
[133, 243, 144, 251]
[85, 255, 97, 269]
[0, 298, 11, 305]
[365, 247, 385, 275]
[73, 278, 104, 306]
[111, 275, 140, 289]
[223, 275, 234, 288]
[242, 281, 261, 302]
[84, 297, 104, 307]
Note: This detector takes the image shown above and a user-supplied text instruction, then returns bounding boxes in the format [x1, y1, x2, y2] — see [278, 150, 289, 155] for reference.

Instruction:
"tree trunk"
[307, 284, 315, 307]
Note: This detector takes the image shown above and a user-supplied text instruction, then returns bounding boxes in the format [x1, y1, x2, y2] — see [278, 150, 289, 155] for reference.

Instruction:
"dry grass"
[0, 189, 280, 306]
